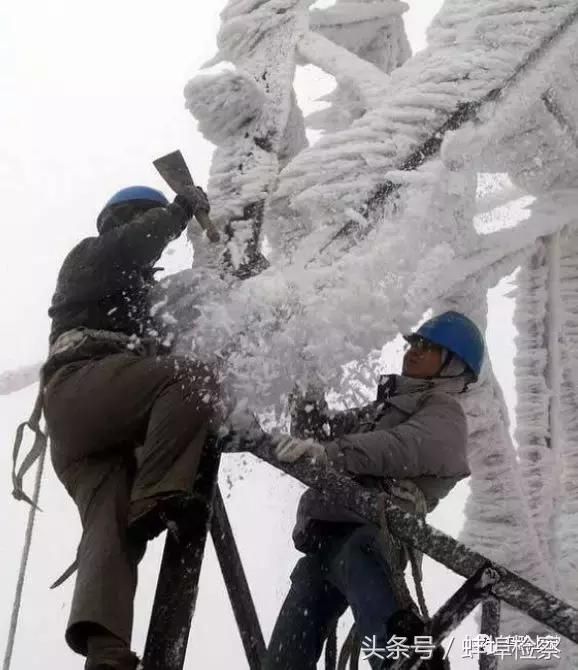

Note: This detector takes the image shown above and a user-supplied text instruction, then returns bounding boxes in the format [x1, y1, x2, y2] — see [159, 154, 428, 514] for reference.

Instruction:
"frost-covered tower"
[173, 0, 578, 665]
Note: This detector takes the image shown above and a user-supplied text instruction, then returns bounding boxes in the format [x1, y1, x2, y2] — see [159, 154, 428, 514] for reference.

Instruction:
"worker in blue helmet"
[402, 311, 484, 382]
[264, 312, 484, 670]
[40, 183, 222, 670]
[95, 185, 171, 234]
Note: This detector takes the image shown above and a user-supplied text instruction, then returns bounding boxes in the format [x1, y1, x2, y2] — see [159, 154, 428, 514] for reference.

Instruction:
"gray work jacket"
[292, 386, 469, 552]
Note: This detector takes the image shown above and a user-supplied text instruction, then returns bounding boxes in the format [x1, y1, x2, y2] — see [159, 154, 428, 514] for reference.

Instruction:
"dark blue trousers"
[265, 524, 399, 670]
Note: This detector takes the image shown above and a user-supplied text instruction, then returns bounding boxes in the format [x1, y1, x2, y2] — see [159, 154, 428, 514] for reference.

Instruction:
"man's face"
[402, 336, 444, 378]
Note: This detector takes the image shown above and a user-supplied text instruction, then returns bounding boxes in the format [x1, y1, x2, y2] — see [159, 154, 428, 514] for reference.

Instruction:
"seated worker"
[264, 311, 484, 670]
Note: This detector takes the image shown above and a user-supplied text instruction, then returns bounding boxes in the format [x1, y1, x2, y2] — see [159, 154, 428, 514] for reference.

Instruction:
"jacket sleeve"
[89, 203, 189, 267]
[327, 404, 376, 439]
[324, 393, 469, 479]
[289, 393, 375, 441]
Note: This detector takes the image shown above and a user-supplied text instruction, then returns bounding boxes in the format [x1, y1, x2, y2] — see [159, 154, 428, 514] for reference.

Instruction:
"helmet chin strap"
[435, 349, 452, 377]
[433, 351, 468, 379]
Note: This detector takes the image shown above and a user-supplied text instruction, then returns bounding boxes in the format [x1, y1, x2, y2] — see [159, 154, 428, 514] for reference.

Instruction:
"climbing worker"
[264, 311, 485, 670]
[40, 185, 223, 670]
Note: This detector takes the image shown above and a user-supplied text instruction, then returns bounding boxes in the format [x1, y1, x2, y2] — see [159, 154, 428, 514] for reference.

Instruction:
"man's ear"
[97, 203, 148, 234]
[97, 209, 119, 235]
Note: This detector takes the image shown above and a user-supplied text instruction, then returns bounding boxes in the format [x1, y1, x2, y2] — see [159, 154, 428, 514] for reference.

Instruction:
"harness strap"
[49, 327, 155, 358]
[409, 547, 430, 621]
[13, 328, 134, 510]
[389, 480, 428, 583]
[336, 490, 429, 670]
[378, 481, 430, 620]
[376, 495, 417, 613]
[50, 558, 79, 589]
[12, 367, 48, 509]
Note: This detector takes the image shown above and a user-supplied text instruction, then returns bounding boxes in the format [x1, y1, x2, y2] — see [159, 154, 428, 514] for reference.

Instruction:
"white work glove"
[273, 435, 327, 465]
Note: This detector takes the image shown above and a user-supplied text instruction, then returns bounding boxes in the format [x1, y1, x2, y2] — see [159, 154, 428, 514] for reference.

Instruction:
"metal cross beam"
[479, 599, 501, 670]
[225, 433, 578, 644]
[143, 427, 578, 669]
[312, 5, 578, 262]
[389, 565, 500, 670]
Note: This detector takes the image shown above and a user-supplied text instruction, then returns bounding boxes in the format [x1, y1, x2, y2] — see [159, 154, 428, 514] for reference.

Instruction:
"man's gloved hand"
[288, 382, 330, 441]
[174, 186, 210, 219]
[273, 434, 328, 465]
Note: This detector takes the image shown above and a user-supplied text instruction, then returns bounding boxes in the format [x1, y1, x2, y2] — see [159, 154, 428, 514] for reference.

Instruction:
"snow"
[174, 1, 578, 665]
[4, 0, 578, 668]
[183, 0, 311, 238]
[303, 0, 411, 131]
[185, 71, 266, 145]
[274, 1, 577, 235]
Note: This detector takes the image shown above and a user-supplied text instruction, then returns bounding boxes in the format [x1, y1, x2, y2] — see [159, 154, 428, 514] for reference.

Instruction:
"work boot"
[85, 633, 140, 670]
[85, 650, 140, 670]
[85, 651, 139, 670]
[128, 492, 190, 543]
[381, 610, 450, 669]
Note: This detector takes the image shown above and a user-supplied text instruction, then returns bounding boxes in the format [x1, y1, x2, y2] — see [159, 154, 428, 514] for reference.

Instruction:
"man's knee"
[160, 356, 222, 410]
[329, 524, 395, 588]
[340, 525, 389, 562]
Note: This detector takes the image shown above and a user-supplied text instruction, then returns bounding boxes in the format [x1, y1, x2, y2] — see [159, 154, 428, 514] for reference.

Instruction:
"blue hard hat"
[97, 185, 169, 234]
[404, 311, 485, 380]
[104, 185, 168, 209]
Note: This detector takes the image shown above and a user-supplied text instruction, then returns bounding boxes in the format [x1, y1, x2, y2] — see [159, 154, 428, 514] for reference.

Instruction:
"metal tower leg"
[211, 485, 266, 669]
[143, 439, 220, 670]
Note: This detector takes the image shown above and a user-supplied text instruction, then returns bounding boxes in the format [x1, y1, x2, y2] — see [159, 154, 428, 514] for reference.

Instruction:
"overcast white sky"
[1, 1, 518, 669]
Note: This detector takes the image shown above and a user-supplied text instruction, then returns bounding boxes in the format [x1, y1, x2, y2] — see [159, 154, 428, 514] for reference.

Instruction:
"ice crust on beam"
[185, 72, 266, 145]
[433, 186, 558, 658]
[275, 1, 577, 230]
[184, 0, 310, 285]
[177, 177, 578, 418]
[182, 160, 482, 406]
[231, 432, 578, 645]
[179, 1, 578, 411]
[304, 0, 410, 132]
[443, 37, 578, 194]
[549, 226, 578, 667]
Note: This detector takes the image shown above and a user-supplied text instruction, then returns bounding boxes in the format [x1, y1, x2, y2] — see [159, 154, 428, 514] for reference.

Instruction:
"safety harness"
[381, 480, 430, 617]
[11, 368, 48, 509]
[11, 327, 156, 508]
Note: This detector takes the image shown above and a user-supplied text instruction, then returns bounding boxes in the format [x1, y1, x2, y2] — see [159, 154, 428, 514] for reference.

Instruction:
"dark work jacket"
[48, 203, 189, 351]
